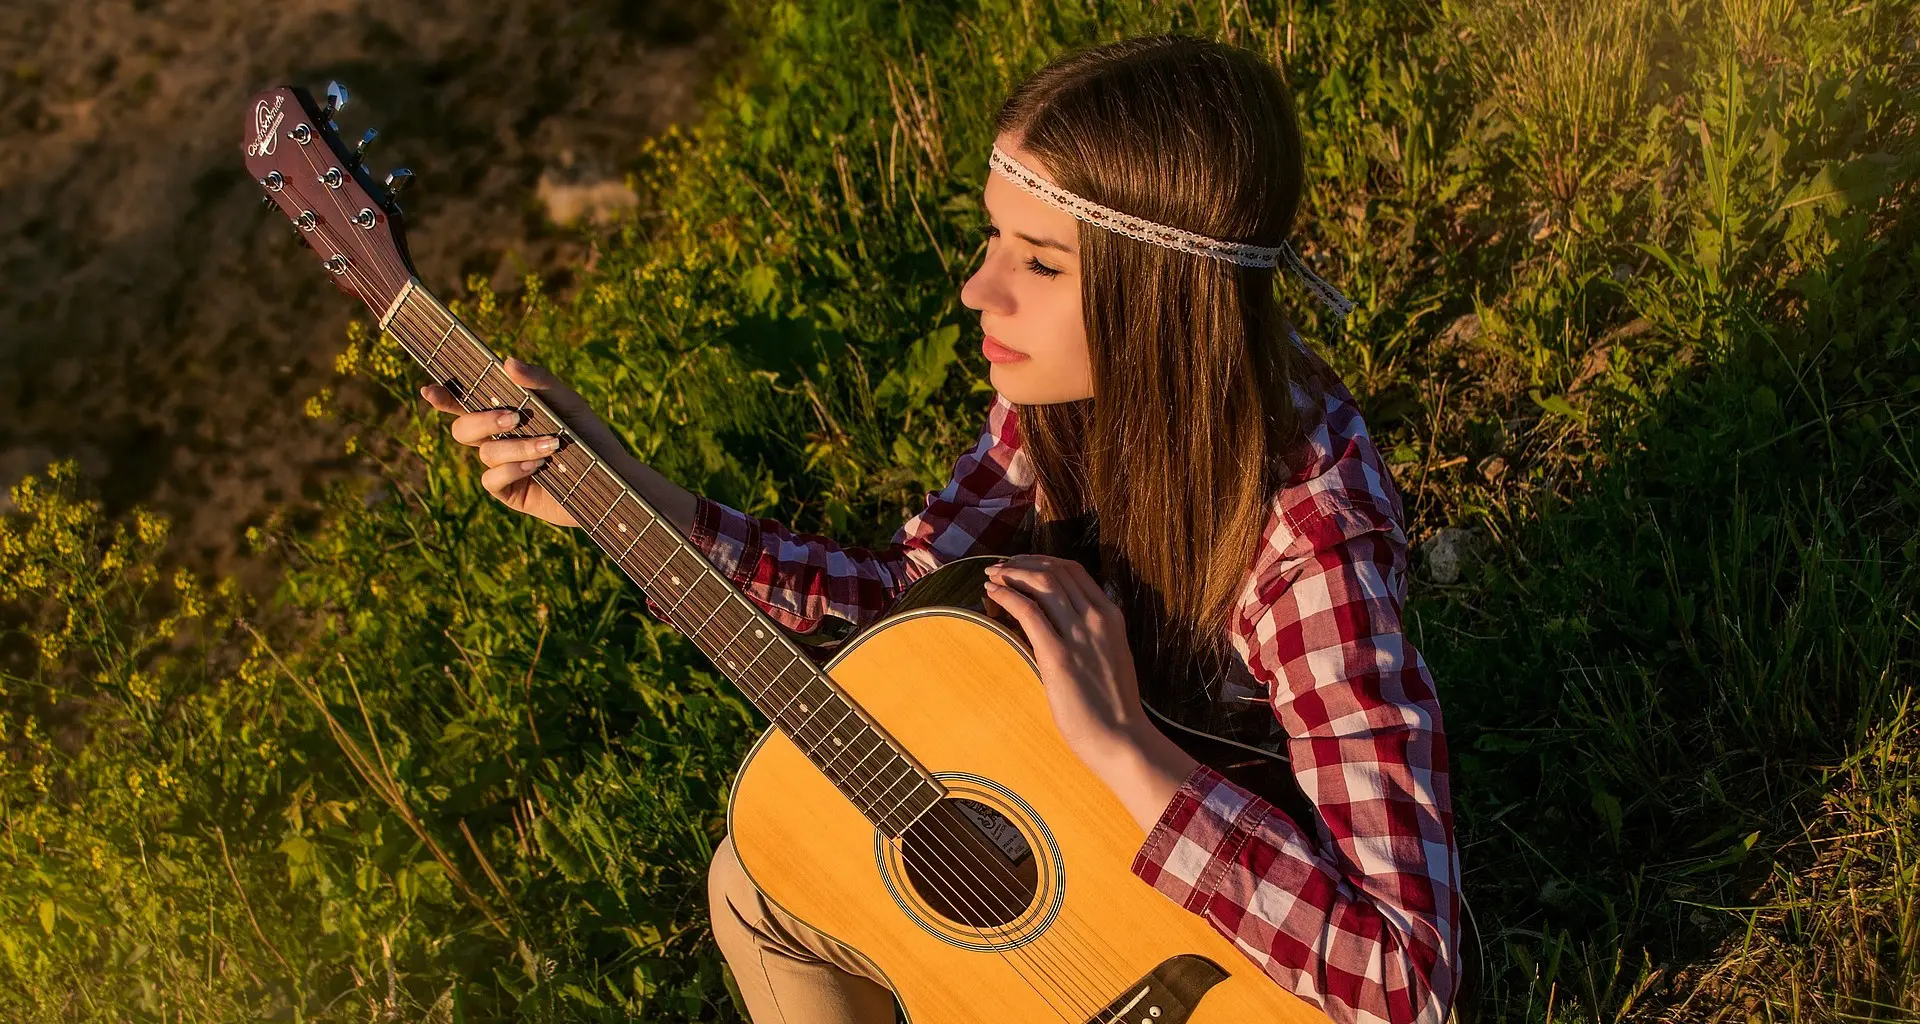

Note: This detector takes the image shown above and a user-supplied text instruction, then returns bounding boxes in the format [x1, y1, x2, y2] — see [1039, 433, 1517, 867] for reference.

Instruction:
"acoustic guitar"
[245, 82, 1338, 1024]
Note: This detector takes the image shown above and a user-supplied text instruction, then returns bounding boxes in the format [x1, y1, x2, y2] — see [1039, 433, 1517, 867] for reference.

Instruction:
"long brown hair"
[994, 35, 1325, 719]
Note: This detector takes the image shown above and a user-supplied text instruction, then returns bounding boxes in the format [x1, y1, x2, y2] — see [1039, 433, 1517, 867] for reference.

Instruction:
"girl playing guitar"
[420, 33, 1461, 1024]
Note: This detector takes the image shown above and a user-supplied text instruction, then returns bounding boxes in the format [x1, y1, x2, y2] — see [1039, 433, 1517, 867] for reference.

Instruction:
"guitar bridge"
[1086, 955, 1228, 1024]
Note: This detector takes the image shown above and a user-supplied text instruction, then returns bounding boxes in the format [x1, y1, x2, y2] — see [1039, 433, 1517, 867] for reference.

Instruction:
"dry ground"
[0, 0, 732, 590]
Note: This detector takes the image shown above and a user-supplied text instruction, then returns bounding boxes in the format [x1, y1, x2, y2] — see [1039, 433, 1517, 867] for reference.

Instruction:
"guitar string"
[356, 225, 1143, 1021]
[280, 139, 1139, 1019]
[281, 145, 1138, 1020]
[372, 296, 1112, 1020]
[393, 283, 1178, 1020]
[382, 301, 1152, 1024]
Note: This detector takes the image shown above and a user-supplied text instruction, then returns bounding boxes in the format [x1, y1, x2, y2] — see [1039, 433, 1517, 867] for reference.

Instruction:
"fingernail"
[496, 411, 519, 429]
[520, 458, 547, 471]
[535, 436, 559, 453]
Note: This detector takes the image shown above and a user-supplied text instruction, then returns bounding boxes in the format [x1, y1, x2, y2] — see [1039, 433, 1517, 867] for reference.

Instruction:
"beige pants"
[708, 833, 902, 1024]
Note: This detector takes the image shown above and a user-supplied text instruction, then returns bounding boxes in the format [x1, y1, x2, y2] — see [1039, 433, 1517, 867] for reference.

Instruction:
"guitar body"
[728, 565, 1328, 1023]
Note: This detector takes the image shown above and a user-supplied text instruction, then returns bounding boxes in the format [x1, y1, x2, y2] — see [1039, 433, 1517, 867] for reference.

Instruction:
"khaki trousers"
[708, 833, 902, 1024]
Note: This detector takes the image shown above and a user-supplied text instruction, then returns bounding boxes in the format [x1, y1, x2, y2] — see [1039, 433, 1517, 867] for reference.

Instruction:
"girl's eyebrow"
[1014, 231, 1076, 255]
[984, 198, 1076, 255]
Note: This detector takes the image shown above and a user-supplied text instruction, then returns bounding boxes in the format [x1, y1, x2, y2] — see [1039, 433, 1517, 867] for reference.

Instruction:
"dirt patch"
[0, 0, 732, 592]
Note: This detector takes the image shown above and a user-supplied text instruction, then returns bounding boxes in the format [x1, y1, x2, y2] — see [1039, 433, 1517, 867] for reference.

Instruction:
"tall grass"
[2, 0, 1916, 1019]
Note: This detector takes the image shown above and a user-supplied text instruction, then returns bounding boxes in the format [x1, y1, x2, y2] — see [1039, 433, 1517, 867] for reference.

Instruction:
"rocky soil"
[0, 0, 731, 590]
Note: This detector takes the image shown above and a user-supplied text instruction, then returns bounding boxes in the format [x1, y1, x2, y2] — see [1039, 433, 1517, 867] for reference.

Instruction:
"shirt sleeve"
[670, 392, 1034, 635]
[1129, 506, 1461, 1024]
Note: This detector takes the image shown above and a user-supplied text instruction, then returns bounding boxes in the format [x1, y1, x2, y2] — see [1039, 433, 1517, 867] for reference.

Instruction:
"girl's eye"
[982, 225, 1064, 279]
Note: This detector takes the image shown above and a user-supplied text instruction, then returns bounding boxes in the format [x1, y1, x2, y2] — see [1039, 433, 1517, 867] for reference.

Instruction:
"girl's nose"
[961, 257, 1012, 316]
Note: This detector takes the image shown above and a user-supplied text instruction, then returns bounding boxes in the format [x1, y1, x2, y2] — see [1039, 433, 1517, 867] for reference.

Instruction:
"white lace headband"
[988, 143, 1356, 321]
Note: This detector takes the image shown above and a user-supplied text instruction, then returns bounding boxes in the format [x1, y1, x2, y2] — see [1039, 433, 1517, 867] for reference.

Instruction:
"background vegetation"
[3, 0, 1917, 1019]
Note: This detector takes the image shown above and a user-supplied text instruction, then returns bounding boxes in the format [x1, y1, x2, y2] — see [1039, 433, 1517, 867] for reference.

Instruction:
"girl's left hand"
[983, 555, 1149, 773]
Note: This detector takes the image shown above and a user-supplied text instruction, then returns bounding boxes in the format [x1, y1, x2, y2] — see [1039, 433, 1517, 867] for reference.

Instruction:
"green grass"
[2, 0, 1917, 1019]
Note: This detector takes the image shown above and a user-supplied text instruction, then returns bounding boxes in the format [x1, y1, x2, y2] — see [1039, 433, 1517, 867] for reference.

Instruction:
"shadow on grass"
[1427, 184, 1920, 1019]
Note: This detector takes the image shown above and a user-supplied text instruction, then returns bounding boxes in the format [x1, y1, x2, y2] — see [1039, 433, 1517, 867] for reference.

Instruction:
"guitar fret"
[787, 692, 836, 748]
[837, 736, 895, 792]
[426, 323, 457, 367]
[765, 661, 817, 722]
[641, 546, 681, 589]
[887, 782, 943, 835]
[686, 590, 735, 640]
[813, 706, 865, 771]
[586, 492, 624, 534]
[735, 628, 778, 682]
[867, 765, 926, 823]
[614, 517, 653, 562]
[890, 795, 936, 833]
[713, 616, 756, 672]
[556, 457, 595, 504]
[661, 564, 707, 616]
[869, 755, 924, 806]
[370, 285, 946, 838]
[471, 358, 501, 399]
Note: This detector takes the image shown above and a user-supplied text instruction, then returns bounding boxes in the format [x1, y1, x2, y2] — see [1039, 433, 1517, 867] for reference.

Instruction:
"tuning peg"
[383, 167, 414, 196]
[349, 128, 378, 166]
[323, 81, 349, 126]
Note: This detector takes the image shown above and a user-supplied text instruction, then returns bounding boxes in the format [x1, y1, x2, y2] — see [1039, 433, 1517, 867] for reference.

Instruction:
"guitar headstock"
[243, 83, 418, 316]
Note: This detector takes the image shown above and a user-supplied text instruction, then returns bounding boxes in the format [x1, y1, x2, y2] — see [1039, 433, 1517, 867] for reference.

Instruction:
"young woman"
[422, 34, 1460, 1024]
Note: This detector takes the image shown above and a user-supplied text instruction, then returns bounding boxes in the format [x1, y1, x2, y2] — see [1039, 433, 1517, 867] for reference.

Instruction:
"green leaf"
[740, 263, 779, 310]
[38, 899, 54, 935]
[872, 324, 959, 412]
[1589, 788, 1623, 848]
[1779, 153, 1899, 217]
[535, 816, 592, 883]
[562, 983, 608, 1009]
[1529, 389, 1583, 422]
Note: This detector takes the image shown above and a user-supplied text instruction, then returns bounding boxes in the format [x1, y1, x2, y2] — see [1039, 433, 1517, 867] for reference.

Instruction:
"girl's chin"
[987, 363, 1089, 405]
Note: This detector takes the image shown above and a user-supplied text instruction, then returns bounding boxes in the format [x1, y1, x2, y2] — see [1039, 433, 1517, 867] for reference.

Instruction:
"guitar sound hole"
[898, 798, 1040, 929]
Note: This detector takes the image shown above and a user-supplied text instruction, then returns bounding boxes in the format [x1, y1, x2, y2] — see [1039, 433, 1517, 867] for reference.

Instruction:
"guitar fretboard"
[376, 281, 943, 837]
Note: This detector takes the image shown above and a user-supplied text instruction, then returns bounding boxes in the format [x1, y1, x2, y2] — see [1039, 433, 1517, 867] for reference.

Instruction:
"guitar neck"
[374, 281, 943, 836]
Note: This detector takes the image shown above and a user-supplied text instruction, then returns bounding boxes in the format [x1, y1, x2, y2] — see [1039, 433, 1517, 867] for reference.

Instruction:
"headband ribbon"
[988, 143, 1356, 321]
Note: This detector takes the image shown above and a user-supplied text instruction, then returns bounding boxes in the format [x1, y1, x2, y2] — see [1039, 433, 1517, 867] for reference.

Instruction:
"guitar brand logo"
[247, 96, 285, 157]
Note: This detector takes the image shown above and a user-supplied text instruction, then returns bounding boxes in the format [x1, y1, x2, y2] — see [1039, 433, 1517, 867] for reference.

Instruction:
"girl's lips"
[983, 334, 1029, 363]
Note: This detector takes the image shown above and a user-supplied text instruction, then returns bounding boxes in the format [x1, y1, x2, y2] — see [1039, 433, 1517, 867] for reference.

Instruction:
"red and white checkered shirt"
[685, 354, 1461, 1024]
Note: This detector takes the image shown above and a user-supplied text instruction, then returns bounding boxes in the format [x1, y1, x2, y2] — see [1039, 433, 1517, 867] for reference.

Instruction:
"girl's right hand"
[418, 357, 610, 528]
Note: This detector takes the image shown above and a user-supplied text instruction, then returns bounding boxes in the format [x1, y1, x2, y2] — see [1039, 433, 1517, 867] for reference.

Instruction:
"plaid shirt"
[685, 358, 1460, 1024]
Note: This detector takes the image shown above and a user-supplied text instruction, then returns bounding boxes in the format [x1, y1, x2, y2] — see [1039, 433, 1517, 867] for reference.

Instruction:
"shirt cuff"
[1129, 762, 1268, 913]
[687, 494, 760, 584]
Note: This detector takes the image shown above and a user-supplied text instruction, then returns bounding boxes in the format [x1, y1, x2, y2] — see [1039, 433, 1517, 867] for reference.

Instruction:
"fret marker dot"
[754, 629, 764, 639]
[617, 523, 627, 532]
[726, 660, 736, 669]
[833, 737, 843, 746]
[798, 703, 809, 713]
